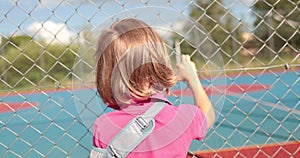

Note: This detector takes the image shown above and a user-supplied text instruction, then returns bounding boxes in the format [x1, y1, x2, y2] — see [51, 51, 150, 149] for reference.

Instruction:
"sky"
[0, 0, 256, 43]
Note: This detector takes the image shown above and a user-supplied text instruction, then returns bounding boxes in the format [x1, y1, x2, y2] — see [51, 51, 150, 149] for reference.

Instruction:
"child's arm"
[176, 55, 215, 128]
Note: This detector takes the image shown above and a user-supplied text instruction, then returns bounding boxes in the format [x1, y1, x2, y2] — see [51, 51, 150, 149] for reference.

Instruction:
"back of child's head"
[95, 18, 177, 109]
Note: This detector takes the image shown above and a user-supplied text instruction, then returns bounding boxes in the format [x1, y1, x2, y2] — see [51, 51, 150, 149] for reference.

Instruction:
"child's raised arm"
[176, 55, 215, 128]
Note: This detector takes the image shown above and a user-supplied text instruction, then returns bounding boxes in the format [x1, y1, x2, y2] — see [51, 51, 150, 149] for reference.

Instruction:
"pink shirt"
[93, 93, 207, 157]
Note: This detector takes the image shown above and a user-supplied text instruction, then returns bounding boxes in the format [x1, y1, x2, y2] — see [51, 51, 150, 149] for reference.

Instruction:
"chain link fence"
[0, 0, 299, 157]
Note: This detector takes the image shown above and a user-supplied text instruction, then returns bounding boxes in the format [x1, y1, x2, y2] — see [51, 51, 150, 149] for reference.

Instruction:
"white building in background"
[241, 32, 258, 56]
[242, 32, 253, 41]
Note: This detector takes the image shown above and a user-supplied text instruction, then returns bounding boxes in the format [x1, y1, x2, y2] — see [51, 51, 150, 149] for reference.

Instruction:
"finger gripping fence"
[0, 0, 299, 158]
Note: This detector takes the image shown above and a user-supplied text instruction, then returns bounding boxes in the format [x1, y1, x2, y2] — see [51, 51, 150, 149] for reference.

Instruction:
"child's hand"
[176, 55, 198, 83]
[176, 55, 215, 128]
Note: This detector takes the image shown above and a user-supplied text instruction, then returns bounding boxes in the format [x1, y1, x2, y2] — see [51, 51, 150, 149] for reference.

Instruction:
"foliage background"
[0, 0, 299, 90]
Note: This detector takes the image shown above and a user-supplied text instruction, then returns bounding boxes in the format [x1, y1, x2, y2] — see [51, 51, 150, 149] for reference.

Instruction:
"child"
[93, 18, 215, 157]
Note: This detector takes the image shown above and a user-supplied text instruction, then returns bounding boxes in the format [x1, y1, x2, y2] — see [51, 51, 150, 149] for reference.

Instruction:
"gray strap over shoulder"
[90, 101, 167, 158]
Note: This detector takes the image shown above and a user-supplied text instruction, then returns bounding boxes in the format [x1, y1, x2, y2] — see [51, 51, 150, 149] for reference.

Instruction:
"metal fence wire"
[0, 0, 299, 157]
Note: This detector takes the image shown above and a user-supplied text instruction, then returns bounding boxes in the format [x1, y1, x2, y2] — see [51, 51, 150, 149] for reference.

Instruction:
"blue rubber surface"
[0, 70, 299, 157]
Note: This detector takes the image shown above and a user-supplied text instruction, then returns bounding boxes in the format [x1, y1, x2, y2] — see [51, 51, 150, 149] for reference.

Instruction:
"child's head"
[95, 18, 177, 109]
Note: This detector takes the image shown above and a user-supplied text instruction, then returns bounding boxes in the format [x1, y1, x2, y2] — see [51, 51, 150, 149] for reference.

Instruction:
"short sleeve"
[93, 120, 100, 147]
[191, 107, 208, 140]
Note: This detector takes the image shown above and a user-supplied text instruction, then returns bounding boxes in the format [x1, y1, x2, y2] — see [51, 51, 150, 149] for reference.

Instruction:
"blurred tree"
[185, 0, 243, 65]
[45, 44, 77, 83]
[0, 35, 77, 89]
[0, 35, 42, 88]
[73, 29, 98, 85]
[252, 0, 299, 60]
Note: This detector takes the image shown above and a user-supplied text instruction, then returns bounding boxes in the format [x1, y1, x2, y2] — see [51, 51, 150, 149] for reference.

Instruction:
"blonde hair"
[95, 18, 177, 109]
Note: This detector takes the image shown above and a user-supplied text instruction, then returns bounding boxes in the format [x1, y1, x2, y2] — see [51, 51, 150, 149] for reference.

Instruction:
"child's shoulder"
[94, 110, 133, 126]
[171, 103, 205, 119]
[172, 103, 200, 111]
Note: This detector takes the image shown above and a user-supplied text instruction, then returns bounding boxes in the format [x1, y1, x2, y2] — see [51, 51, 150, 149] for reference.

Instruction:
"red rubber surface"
[172, 84, 271, 96]
[0, 102, 38, 113]
[194, 141, 300, 158]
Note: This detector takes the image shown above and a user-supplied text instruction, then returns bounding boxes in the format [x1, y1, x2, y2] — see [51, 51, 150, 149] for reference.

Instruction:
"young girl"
[93, 18, 215, 157]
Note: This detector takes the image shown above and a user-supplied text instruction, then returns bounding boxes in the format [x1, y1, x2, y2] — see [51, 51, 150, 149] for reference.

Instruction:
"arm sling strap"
[90, 101, 168, 158]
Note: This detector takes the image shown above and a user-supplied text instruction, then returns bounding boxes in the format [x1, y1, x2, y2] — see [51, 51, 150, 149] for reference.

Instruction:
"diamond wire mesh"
[0, 0, 299, 157]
